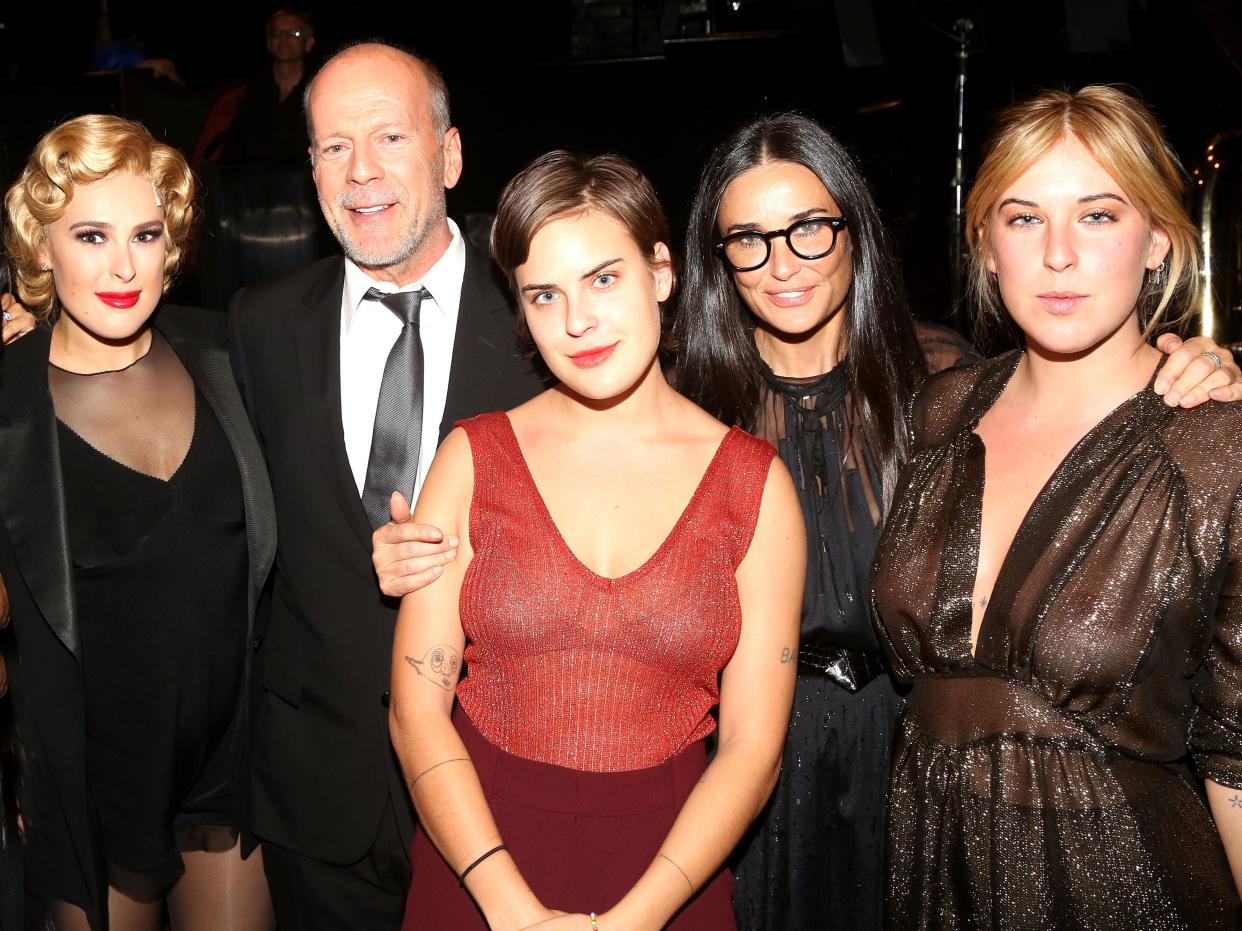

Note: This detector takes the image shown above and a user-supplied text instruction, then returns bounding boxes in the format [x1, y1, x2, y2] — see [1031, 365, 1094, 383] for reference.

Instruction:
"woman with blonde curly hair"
[0, 114, 276, 930]
[872, 85, 1242, 929]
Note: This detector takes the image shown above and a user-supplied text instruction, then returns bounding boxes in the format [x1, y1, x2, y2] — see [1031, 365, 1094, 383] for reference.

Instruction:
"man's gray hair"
[303, 41, 452, 163]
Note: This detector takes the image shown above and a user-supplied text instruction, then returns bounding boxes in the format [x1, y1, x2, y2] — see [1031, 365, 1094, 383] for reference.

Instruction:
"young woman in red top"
[387, 151, 805, 931]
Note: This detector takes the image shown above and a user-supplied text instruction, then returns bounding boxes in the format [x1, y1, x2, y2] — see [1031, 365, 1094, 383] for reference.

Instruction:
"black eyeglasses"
[267, 27, 308, 39]
[715, 216, 848, 272]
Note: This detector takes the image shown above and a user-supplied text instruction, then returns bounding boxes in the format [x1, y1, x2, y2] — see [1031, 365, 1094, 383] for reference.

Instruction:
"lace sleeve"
[915, 321, 981, 376]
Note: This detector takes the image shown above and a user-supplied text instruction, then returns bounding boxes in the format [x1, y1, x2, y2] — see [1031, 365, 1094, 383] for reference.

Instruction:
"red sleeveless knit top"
[454, 412, 776, 773]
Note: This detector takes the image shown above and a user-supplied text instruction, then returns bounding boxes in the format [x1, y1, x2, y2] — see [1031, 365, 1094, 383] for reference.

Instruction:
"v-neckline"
[56, 391, 200, 485]
[962, 351, 1167, 661]
[498, 413, 737, 586]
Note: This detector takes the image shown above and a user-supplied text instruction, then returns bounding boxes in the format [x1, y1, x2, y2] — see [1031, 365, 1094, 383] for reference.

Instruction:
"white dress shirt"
[339, 219, 464, 506]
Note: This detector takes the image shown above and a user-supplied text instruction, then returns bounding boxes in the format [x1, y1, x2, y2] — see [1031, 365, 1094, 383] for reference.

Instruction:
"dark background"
[1, 0, 1239, 330]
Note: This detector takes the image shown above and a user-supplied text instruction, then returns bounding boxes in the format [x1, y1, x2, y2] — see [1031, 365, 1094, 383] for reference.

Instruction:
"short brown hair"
[965, 85, 1199, 336]
[491, 150, 674, 312]
[266, 8, 313, 31]
[491, 151, 675, 346]
[4, 114, 195, 324]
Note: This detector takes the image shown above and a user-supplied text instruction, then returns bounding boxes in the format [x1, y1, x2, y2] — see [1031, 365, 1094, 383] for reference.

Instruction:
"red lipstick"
[569, 342, 618, 368]
[96, 291, 142, 309]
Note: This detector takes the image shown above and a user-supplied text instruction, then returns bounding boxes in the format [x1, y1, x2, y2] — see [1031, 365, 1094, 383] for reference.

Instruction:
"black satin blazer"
[0, 304, 276, 931]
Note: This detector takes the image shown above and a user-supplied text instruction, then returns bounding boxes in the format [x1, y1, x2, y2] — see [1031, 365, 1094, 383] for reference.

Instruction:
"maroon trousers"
[402, 709, 735, 929]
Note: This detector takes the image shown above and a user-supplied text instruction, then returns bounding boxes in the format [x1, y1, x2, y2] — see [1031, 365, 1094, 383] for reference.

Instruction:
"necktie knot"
[366, 287, 429, 327]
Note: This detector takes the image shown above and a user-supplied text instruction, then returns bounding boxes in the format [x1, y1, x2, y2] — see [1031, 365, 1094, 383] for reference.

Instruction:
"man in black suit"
[227, 42, 543, 928]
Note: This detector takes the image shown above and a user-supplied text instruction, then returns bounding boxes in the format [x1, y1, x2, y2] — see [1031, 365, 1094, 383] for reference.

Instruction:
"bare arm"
[595, 458, 806, 930]
[371, 491, 458, 597]
[388, 428, 557, 931]
[1206, 781, 1242, 891]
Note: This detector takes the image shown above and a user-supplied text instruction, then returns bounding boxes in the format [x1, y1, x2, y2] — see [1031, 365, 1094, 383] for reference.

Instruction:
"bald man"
[227, 42, 543, 926]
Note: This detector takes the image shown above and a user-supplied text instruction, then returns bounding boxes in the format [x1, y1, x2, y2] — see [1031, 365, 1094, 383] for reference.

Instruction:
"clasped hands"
[516, 912, 602, 930]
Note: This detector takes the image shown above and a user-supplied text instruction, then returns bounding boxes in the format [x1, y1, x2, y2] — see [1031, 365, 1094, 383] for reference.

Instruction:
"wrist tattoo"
[405, 644, 461, 691]
[409, 757, 469, 792]
[1231, 794, 1242, 809]
[658, 853, 694, 894]
[780, 646, 795, 664]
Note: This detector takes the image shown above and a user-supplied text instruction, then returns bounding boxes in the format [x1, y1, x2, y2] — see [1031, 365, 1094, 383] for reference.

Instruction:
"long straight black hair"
[672, 111, 926, 506]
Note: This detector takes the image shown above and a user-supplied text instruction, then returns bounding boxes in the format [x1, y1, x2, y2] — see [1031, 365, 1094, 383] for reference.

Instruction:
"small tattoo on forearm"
[1231, 794, 1242, 809]
[979, 596, 989, 609]
[658, 853, 695, 894]
[408, 757, 469, 792]
[405, 644, 460, 691]
[780, 646, 795, 664]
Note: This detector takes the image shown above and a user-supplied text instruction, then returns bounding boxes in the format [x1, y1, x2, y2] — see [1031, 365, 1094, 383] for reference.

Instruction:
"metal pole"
[950, 18, 973, 318]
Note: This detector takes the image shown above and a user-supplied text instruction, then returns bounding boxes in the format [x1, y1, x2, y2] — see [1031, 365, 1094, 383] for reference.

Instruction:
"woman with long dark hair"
[673, 112, 969, 931]
[672, 111, 1242, 930]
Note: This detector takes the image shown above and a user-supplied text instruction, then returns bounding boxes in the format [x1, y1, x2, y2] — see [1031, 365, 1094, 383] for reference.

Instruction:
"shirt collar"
[342, 218, 465, 333]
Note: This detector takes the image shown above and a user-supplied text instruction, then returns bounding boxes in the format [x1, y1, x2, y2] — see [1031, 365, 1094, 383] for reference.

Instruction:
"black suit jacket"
[0, 304, 276, 931]
[228, 244, 544, 863]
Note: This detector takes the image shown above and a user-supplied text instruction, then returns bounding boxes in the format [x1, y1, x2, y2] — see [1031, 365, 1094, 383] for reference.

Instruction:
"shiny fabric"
[732, 322, 975, 931]
[872, 351, 1242, 930]
[360, 287, 429, 530]
[455, 412, 775, 773]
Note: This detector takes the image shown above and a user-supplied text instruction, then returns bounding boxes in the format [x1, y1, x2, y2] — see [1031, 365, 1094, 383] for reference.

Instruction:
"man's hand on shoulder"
[372, 492, 458, 598]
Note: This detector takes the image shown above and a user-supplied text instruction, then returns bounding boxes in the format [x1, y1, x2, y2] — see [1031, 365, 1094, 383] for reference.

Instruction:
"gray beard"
[333, 219, 421, 269]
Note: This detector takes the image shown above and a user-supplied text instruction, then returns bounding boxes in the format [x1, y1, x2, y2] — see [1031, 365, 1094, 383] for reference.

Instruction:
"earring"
[1150, 261, 1167, 288]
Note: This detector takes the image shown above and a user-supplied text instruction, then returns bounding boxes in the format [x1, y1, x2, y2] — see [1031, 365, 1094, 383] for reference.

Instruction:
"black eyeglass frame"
[714, 215, 849, 272]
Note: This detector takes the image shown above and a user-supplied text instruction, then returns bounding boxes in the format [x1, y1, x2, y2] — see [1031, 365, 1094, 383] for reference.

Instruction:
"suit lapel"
[293, 262, 374, 550]
[0, 328, 79, 657]
[159, 311, 277, 617]
[440, 246, 521, 440]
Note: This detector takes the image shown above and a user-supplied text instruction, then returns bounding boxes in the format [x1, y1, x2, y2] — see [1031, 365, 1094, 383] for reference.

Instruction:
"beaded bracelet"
[589, 914, 599, 930]
[457, 844, 507, 887]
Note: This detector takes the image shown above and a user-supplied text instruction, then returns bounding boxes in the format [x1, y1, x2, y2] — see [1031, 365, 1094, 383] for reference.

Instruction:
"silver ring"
[1, 311, 11, 324]
[1202, 350, 1224, 371]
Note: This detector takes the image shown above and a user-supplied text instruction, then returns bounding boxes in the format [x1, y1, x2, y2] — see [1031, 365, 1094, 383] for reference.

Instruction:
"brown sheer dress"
[872, 351, 1242, 930]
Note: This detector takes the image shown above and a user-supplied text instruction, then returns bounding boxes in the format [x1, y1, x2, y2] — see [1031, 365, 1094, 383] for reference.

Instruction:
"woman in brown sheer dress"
[872, 86, 1242, 929]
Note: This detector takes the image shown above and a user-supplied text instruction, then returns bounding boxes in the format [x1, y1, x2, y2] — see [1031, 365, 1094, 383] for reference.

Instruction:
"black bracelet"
[458, 844, 507, 887]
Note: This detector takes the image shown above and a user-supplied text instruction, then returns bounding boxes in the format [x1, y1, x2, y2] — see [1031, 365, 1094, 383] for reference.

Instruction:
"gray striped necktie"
[361, 287, 429, 530]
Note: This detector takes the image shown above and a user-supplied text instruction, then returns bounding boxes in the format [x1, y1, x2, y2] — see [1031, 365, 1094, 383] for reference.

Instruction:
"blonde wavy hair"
[965, 85, 1200, 337]
[3, 114, 196, 323]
